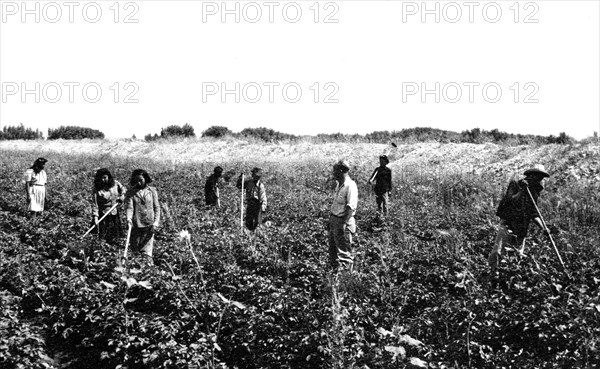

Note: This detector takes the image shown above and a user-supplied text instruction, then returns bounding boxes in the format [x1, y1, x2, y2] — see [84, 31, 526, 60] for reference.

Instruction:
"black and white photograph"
[1, 1, 599, 367]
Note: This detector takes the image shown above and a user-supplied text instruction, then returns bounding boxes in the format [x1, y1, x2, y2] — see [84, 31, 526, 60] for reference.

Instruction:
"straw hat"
[524, 164, 549, 178]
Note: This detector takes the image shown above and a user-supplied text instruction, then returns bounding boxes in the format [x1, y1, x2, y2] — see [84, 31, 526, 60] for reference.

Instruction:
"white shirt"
[23, 169, 47, 186]
[330, 177, 358, 217]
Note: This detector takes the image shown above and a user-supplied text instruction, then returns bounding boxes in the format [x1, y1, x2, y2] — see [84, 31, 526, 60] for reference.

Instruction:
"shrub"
[48, 126, 104, 140]
[0, 124, 43, 140]
[145, 133, 160, 142]
[461, 128, 484, 144]
[315, 133, 363, 143]
[489, 129, 509, 142]
[239, 127, 296, 142]
[160, 124, 195, 138]
[144, 124, 195, 141]
[544, 133, 574, 145]
[202, 125, 232, 138]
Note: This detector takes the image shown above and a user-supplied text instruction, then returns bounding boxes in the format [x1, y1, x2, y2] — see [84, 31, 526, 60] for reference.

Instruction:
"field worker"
[205, 166, 223, 207]
[329, 159, 358, 270]
[236, 167, 267, 231]
[91, 168, 126, 244]
[368, 155, 392, 215]
[125, 169, 161, 261]
[488, 164, 551, 271]
[23, 157, 48, 215]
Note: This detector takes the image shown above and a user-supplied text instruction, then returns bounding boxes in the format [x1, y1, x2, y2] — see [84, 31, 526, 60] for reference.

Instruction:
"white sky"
[0, 0, 598, 139]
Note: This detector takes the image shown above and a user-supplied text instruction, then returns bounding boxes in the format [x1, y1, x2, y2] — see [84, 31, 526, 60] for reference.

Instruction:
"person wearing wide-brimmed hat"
[328, 159, 358, 270]
[237, 167, 267, 231]
[205, 166, 223, 208]
[23, 157, 48, 215]
[488, 164, 550, 271]
[368, 155, 392, 215]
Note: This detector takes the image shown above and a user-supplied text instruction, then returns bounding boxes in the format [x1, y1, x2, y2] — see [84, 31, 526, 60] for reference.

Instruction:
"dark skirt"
[205, 190, 218, 206]
[98, 211, 124, 244]
[130, 226, 155, 257]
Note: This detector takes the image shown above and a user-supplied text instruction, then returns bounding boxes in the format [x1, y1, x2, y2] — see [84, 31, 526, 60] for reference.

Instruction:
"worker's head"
[251, 167, 262, 181]
[32, 157, 47, 172]
[130, 169, 152, 189]
[332, 160, 350, 181]
[94, 168, 115, 190]
[524, 164, 550, 183]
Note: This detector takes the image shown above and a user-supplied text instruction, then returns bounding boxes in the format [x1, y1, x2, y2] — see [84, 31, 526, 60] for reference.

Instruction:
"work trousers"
[246, 198, 262, 231]
[488, 221, 526, 271]
[328, 215, 355, 270]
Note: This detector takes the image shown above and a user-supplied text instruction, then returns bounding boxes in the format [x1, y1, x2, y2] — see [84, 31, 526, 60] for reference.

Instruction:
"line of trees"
[145, 124, 196, 141]
[331, 127, 575, 145]
[145, 125, 297, 143]
[48, 126, 104, 140]
[0, 124, 105, 140]
[0, 123, 582, 145]
[196, 126, 576, 145]
[0, 124, 43, 140]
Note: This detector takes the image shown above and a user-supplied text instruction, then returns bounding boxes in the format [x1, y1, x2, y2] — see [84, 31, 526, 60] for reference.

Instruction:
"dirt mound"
[2, 139, 598, 184]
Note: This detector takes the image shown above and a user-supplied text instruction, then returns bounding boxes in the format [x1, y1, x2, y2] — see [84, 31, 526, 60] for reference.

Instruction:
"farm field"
[1, 139, 599, 368]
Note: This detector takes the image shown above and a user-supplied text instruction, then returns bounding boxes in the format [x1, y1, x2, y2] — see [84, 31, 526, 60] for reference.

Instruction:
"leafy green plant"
[0, 146, 598, 368]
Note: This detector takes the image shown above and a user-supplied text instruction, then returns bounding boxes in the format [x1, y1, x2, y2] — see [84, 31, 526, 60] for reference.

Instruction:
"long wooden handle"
[240, 174, 245, 232]
[81, 203, 120, 239]
[369, 169, 378, 183]
[525, 186, 566, 271]
[124, 224, 132, 259]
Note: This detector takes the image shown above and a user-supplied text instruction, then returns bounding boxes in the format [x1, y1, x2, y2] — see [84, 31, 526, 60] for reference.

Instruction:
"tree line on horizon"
[0, 124, 105, 141]
[1, 123, 594, 146]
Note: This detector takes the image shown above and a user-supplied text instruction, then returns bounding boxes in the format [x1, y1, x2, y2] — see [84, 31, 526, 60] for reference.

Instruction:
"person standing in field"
[23, 157, 48, 216]
[488, 164, 551, 271]
[329, 159, 358, 270]
[92, 168, 126, 244]
[125, 169, 161, 261]
[205, 166, 223, 208]
[237, 167, 267, 231]
[368, 155, 392, 215]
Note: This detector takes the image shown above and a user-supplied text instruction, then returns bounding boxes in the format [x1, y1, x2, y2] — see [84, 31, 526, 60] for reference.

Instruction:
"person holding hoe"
[237, 167, 267, 231]
[489, 164, 551, 271]
[23, 157, 48, 216]
[125, 169, 161, 262]
[368, 155, 392, 215]
[91, 168, 126, 244]
[205, 166, 223, 208]
[328, 159, 358, 271]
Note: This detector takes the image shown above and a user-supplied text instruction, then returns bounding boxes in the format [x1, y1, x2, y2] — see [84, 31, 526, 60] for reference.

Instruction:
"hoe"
[80, 203, 120, 239]
[525, 186, 568, 275]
